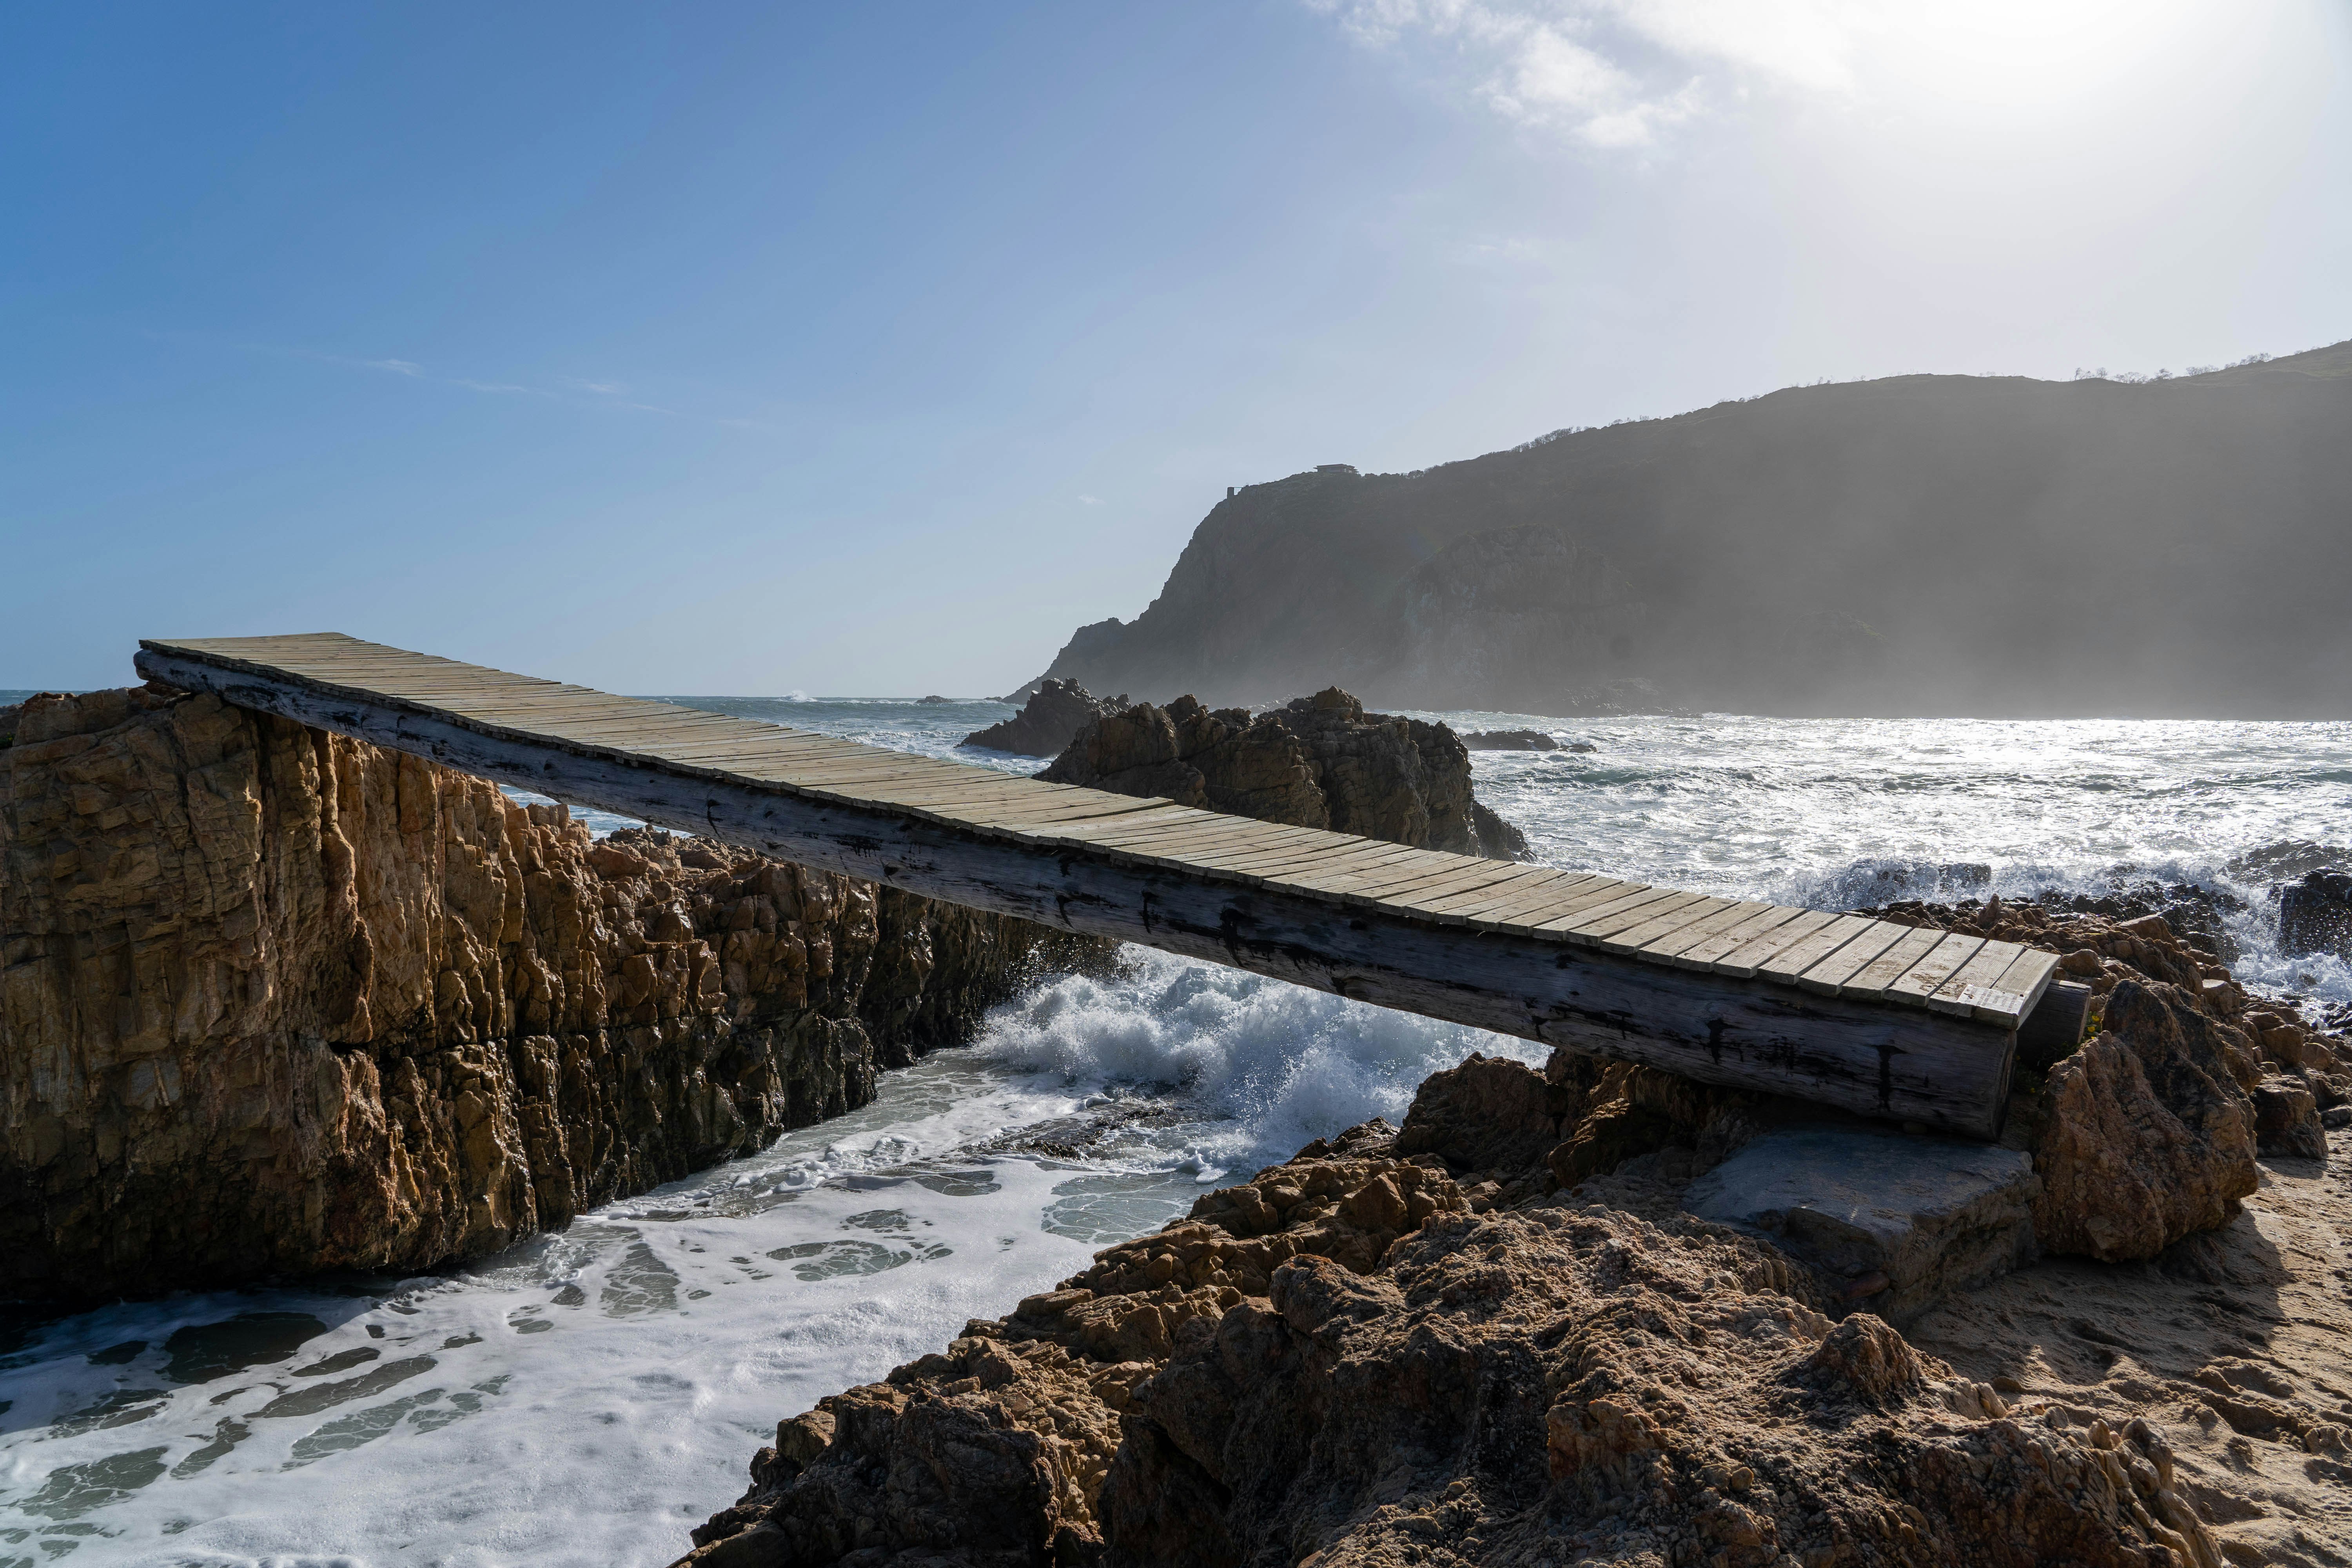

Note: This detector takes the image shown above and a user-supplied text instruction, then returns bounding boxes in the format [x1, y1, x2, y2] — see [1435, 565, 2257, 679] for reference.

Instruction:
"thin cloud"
[1305, 0, 1860, 147]
[245, 340, 740, 425]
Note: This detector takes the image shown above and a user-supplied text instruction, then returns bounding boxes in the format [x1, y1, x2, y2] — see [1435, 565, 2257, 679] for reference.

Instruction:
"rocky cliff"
[0, 686, 1104, 1306]
[1040, 688, 1528, 860]
[679, 888, 2352, 1566]
[1031, 339, 2352, 717]
[964, 679, 1127, 758]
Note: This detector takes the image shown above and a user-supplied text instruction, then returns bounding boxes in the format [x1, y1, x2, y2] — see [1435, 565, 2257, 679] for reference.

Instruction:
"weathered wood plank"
[1886, 933, 1988, 1004]
[1601, 895, 1737, 955]
[1468, 875, 1626, 930]
[1795, 921, 1913, 996]
[1535, 885, 1681, 936]
[1641, 900, 1779, 962]
[1667, 904, 1805, 969]
[1700, 909, 1837, 975]
[1926, 940, 2031, 1019]
[1833, 924, 1947, 1000]
[1985, 948, 2063, 1025]
[1751, 914, 1879, 982]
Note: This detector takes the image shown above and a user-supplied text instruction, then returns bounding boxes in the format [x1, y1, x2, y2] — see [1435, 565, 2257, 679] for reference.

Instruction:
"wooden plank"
[1532, 884, 1680, 936]
[1751, 914, 1881, 983]
[1281, 848, 1459, 900]
[1412, 865, 1587, 918]
[1700, 909, 1840, 976]
[1382, 861, 1532, 913]
[1021, 810, 1241, 847]
[1573, 890, 1714, 946]
[1465, 874, 1625, 930]
[1637, 899, 1777, 961]
[1926, 939, 2031, 1019]
[1831, 924, 1947, 1000]
[1183, 831, 1379, 877]
[1793, 921, 1915, 995]
[1666, 904, 1804, 969]
[1446, 868, 1605, 915]
[1485, 877, 1644, 932]
[1985, 948, 2063, 1024]
[1258, 842, 1442, 890]
[1884, 932, 1987, 1004]
[1601, 895, 1738, 955]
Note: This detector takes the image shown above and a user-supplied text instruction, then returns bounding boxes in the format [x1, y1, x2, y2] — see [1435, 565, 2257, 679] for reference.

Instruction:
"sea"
[4, 696, 2350, 1566]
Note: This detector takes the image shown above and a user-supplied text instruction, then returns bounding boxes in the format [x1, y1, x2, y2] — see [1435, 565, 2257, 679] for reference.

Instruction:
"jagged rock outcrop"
[1461, 729, 1590, 752]
[1041, 687, 1527, 860]
[679, 1119, 2220, 1568]
[0, 686, 1103, 1305]
[2025, 980, 2261, 1262]
[2276, 867, 2352, 961]
[963, 679, 1124, 757]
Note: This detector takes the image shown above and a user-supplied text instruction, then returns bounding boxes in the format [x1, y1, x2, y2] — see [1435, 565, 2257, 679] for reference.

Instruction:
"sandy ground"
[1912, 1133, 2352, 1566]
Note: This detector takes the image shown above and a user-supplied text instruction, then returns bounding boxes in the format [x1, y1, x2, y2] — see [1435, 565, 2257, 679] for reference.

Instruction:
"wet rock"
[2275, 868, 2352, 962]
[0, 687, 1101, 1305]
[1681, 1125, 2040, 1325]
[962, 678, 1124, 757]
[2034, 879, 2250, 964]
[1042, 686, 1527, 858]
[2250, 1074, 2326, 1159]
[1394, 1052, 1568, 1176]
[1460, 728, 1562, 751]
[2227, 838, 2349, 885]
[2027, 980, 2260, 1261]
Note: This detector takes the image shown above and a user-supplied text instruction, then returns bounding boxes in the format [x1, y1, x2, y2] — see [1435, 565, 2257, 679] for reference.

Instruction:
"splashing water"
[4, 702, 2347, 1563]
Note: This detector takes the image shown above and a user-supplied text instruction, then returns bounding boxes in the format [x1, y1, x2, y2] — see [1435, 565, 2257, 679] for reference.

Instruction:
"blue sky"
[6, 1, 2348, 695]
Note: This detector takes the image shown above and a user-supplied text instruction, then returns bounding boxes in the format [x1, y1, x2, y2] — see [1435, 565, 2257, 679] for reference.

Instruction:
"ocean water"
[5, 700, 2350, 1566]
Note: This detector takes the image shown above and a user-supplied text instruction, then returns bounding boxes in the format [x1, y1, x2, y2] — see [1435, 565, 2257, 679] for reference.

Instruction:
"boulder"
[1394, 1053, 1568, 1174]
[962, 678, 1123, 757]
[2251, 1074, 2327, 1159]
[2276, 868, 2352, 962]
[1042, 687, 1528, 859]
[1461, 728, 1560, 751]
[1682, 1126, 2040, 1325]
[2028, 979, 2260, 1262]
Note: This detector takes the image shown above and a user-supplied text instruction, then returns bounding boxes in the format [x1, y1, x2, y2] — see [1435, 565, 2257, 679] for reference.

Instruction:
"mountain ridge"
[1034, 339, 2352, 718]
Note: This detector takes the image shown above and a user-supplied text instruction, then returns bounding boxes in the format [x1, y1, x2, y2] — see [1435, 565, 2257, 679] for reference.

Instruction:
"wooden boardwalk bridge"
[135, 633, 2068, 1139]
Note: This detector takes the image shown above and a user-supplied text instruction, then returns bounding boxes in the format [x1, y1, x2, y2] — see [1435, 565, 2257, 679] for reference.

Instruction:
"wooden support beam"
[136, 637, 2022, 1137]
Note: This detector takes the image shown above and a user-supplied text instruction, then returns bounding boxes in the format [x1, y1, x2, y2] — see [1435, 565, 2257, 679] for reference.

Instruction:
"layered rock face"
[0, 686, 1100, 1305]
[1041, 688, 1527, 860]
[963, 679, 1125, 758]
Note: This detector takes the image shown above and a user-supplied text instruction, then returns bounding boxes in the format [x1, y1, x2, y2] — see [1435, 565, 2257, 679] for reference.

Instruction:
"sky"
[5, 1, 2348, 697]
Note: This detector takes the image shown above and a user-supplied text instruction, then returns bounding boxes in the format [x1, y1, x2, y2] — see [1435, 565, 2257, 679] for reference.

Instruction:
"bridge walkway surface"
[135, 634, 2065, 1138]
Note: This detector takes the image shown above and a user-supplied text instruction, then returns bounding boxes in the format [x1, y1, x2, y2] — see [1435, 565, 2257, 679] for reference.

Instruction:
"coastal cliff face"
[1033, 340, 2352, 717]
[681, 891, 2352, 1566]
[0, 686, 1100, 1306]
[1040, 688, 1528, 860]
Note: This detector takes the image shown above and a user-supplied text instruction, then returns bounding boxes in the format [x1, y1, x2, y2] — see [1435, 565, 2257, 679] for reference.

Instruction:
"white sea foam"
[7, 705, 2350, 1563]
